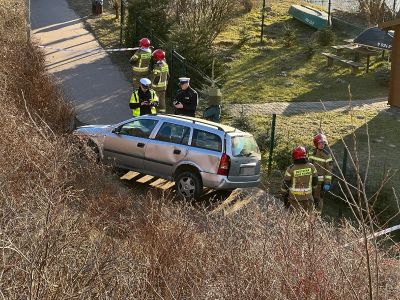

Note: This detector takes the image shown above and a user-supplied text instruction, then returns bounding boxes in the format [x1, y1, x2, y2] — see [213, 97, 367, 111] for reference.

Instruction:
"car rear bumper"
[200, 172, 261, 190]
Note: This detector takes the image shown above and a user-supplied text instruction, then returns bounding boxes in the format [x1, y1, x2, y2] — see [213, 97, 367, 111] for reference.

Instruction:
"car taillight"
[217, 153, 230, 176]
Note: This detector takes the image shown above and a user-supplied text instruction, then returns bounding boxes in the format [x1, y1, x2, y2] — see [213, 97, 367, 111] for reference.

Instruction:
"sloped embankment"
[0, 0, 399, 298]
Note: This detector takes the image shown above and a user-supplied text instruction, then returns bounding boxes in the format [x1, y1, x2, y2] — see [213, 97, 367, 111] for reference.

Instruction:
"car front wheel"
[175, 171, 203, 199]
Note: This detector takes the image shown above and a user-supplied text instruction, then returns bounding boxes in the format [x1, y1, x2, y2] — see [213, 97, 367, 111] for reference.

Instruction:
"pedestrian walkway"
[228, 97, 388, 116]
[31, 0, 132, 125]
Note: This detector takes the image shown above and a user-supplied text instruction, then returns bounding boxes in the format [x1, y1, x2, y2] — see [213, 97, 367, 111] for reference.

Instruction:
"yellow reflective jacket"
[129, 48, 152, 74]
[308, 148, 333, 184]
[129, 89, 158, 117]
[151, 60, 169, 91]
[281, 162, 318, 201]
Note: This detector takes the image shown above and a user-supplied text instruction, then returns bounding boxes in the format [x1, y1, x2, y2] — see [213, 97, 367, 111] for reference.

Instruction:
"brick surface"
[228, 98, 388, 116]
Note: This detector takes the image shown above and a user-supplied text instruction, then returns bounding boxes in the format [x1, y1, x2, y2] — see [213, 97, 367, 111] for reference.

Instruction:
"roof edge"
[379, 18, 400, 31]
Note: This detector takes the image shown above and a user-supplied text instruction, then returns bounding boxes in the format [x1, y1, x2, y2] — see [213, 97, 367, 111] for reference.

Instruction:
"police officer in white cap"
[129, 78, 159, 116]
[174, 77, 198, 117]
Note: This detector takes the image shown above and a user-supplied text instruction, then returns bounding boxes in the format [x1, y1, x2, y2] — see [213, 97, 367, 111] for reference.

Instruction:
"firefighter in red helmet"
[281, 146, 318, 213]
[150, 49, 169, 113]
[308, 133, 333, 212]
[129, 38, 152, 89]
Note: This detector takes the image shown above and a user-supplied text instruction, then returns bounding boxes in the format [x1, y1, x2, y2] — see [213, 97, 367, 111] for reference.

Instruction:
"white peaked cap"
[178, 77, 190, 83]
[140, 78, 151, 85]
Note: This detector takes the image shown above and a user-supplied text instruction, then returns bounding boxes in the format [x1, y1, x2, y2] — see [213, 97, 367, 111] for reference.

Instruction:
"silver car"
[74, 115, 261, 198]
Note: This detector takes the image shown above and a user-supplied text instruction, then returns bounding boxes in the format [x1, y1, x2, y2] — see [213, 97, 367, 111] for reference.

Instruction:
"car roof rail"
[163, 114, 235, 132]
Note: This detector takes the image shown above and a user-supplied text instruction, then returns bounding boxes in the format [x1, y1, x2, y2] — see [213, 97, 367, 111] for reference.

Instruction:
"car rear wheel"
[175, 172, 203, 199]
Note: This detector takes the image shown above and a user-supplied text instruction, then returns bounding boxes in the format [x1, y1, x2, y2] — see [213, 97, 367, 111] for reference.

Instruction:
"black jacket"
[174, 86, 198, 117]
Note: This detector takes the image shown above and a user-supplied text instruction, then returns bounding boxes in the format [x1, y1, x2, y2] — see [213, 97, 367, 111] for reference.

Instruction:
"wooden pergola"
[379, 19, 400, 108]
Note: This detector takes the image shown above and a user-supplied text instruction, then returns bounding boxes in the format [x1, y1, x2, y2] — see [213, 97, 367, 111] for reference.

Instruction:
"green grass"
[216, 0, 388, 103]
[223, 108, 380, 189]
[224, 108, 379, 155]
[66, 0, 389, 103]
[223, 107, 400, 226]
[339, 108, 400, 229]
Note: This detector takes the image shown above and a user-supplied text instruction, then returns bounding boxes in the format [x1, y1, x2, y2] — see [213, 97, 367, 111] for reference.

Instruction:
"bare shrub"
[1, 0, 399, 298]
[170, 0, 242, 51]
[317, 28, 336, 46]
[109, 0, 120, 19]
[241, 0, 255, 12]
[0, 0, 74, 134]
[357, 0, 385, 25]
[282, 24, 296, 47]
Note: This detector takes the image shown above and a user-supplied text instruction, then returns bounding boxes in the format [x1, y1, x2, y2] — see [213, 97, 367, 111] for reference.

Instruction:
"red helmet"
[292, 146, 307, 160]
[139, 38, 150, 48]
[313, 133, 328, 147]
[152, 49, 165, 61]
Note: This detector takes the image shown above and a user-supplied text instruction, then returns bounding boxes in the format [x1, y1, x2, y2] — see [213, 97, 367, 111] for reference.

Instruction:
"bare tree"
[357, 0, 385, 25]
[172, 0, 241, 48]
[109, 0, 120, 19]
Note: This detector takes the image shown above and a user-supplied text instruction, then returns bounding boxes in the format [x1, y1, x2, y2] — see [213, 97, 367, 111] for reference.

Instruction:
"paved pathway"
[228, 97, 388, 116]
[31, 0, 132, 125]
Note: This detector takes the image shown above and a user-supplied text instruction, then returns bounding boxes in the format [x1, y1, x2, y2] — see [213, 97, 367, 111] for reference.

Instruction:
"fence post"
[120, 0, 125, 46]
[170, 49, 175, 105]
[328, 0, 332, 26]
[267, 113, 276, 176]
[260, 0, 266, 43]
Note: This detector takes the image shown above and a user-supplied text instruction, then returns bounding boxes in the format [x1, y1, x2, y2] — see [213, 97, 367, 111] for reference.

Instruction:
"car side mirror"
[112, 126, 121, 134]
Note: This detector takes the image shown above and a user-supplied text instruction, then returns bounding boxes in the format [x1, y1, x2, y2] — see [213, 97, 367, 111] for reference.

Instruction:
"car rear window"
[231, 135, 260, 157]
[191, 129, 222, 152]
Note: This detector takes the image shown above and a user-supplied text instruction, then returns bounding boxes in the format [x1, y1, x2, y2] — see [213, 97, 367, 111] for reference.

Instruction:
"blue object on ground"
[354, 27, 393, 50]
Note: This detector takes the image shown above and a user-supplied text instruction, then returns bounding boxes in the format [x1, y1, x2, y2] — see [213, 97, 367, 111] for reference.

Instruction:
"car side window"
[191, 129, 222, 152]
[119, 119, 158, 138]
[155, 122, 191, 145]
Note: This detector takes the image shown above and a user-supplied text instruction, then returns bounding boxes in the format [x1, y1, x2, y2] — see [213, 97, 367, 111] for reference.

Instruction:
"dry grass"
[0, 0, 399, 298]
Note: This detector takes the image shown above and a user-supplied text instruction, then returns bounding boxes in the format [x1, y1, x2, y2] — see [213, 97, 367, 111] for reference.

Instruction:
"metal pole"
[119, 0, 125, 46]
[394, 0, 398, 19]
[170, 49, 175, 107]
[260, 0, 266, 43]
[328, 0, 332, 26]
[267, 113, 276, 176]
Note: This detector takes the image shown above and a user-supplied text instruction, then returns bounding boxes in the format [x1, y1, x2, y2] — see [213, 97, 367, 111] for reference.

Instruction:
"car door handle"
[173, 149, 181, 155]
[137, 142, 145, 148]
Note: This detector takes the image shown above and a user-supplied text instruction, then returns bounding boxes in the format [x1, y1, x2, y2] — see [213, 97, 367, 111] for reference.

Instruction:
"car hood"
[74, 125, 113, 136]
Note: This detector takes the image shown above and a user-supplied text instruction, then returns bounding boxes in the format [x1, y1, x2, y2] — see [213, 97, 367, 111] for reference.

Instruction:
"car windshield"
[231, 135, 260, 157]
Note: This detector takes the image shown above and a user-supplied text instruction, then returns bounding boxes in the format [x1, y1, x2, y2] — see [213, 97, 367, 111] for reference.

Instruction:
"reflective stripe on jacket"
[151, 61, 169, 89]
[308, 148, 333, 184]
[130, 48, 151, 73]
[129, 89, 158, 117]
[281, 162, 318, 201]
